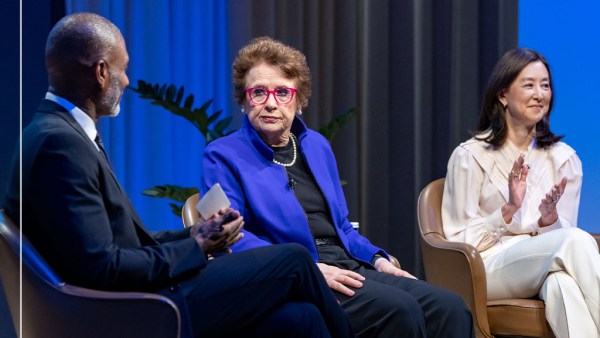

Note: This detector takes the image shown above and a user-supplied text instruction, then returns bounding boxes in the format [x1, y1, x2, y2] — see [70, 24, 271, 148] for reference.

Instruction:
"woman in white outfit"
[442, 47, 600, 338]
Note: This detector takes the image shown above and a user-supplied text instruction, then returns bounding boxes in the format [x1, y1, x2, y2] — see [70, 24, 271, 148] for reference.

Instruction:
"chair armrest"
[591, 233, 600, 252]
[182, 193, 200, 227]
[23, 277, 181, 338]
[388, 255, 401, 269]
[420, 232, 492, 338]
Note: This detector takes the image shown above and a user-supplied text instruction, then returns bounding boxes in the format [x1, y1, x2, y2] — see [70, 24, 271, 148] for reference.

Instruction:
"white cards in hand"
[195, 183, 231, 220]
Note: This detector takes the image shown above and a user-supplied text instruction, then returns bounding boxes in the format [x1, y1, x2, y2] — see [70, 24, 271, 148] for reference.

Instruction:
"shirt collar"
[242, 115, 309, 161]
[45, 92, 98, 149]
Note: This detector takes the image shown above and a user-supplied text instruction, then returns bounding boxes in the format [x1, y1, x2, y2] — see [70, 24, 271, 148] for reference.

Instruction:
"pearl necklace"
[273, 134, 297, 167]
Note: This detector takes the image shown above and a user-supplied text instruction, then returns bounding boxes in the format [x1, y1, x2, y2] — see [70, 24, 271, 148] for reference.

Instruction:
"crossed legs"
[485, 227, 600, 338]
[172, 243, 353, 337]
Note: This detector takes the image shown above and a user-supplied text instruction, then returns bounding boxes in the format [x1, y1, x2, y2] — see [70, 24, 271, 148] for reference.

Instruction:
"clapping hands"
[503, 154, 568, 227]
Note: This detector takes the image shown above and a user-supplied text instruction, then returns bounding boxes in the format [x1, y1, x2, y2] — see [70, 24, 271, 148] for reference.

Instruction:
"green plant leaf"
[207, 110, 222, 125]
[169, 203, 183, 217]
[198, 99, 214, 113]
[142, 185, 199, 203]
[184, 94, 194, 110]
[318, 107, 358, 141]
[175, 86, 184, 105]
[158, 84, 167, 99]
[166, 84, 177, 101]
[214, 116, 232, 133]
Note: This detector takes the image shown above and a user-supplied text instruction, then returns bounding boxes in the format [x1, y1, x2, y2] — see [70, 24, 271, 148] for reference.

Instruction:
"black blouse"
[271, 136, 337, 239]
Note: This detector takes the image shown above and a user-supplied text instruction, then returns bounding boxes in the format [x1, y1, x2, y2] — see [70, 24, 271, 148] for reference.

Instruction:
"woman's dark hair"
[475, 47, 563, 148]
[232, 36, 311, 108]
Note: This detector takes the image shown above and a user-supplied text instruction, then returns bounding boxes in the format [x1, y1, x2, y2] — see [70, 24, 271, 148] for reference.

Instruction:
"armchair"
[0, 210, 186, 338]
[417, 178, 554, 338]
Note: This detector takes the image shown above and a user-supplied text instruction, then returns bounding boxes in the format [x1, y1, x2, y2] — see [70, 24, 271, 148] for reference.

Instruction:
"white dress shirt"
[45, 91, 99, 151]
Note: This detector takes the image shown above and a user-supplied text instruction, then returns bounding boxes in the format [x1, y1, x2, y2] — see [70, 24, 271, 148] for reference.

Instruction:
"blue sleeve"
[202, 143, 272, 251]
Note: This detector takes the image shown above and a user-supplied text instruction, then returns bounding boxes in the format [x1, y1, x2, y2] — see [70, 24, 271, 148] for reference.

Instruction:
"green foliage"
[129, 80, 232, 143]
[318, 107, 358, 141]
[142, 185, 199, 216]
[142, 184, 199, 202]
[132, 80, 357, 217]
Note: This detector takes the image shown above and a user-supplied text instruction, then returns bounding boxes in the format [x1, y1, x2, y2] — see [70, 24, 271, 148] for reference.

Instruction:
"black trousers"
[160, 243, 354, 338]
[318, 245, 474, 338]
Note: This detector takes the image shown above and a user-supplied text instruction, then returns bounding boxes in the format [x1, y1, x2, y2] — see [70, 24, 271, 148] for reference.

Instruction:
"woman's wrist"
[501, 203, 518, 223]
[371, 254, 386, 267]
[538, 215, 558, 228]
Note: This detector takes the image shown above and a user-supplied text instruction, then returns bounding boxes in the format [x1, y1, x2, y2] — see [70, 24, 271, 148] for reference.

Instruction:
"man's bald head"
[45, 12, 123, 93]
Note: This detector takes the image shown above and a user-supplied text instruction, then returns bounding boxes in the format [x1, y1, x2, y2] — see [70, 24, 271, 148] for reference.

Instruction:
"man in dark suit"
[3, 12, 353, 337]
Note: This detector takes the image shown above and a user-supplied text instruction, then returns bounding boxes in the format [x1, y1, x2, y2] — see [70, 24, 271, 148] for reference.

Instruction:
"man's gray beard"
[109, 103, 121, 117]
[103, 75, 122, 117]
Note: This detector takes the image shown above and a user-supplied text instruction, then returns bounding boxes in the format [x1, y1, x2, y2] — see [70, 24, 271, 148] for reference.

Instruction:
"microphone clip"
[287, 177, 296, 190]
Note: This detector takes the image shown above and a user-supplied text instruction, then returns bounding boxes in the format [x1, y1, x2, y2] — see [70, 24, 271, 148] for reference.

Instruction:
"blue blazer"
[4, 99, 206, 292]
[202, 116, 388, 264]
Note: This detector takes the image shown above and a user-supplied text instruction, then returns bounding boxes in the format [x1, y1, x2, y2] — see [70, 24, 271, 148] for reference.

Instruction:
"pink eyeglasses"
[245, 87, 297, 105]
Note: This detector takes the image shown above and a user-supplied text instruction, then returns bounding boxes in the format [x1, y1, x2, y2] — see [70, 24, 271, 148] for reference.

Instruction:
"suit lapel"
[38, 100, 128, 195]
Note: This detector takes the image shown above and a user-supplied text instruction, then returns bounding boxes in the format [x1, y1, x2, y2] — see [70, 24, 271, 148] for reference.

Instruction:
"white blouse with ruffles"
[442, 136, 583, 260]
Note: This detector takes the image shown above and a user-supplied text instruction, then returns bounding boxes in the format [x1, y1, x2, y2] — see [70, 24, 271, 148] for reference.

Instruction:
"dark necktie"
[94, 134, 110, 163]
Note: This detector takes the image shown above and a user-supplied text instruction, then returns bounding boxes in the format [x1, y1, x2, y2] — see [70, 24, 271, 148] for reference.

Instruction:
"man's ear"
[94, 60, 109, 89]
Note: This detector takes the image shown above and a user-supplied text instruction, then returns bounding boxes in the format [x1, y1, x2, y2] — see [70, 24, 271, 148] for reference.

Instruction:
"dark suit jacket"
[4, 99, 206, 292]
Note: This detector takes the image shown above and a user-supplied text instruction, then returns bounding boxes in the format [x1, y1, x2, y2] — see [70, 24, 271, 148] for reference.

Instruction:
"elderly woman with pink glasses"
[201, 36, 473, 338]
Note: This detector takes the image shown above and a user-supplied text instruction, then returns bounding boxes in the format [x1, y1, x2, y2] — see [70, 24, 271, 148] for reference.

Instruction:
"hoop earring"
[240, 107, 245, 114]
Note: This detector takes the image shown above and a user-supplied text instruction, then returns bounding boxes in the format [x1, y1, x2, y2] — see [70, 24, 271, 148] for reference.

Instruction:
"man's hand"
[316, 263, 365, 296]
[373, 257, 417, 279]
[190, 208, 244, 254]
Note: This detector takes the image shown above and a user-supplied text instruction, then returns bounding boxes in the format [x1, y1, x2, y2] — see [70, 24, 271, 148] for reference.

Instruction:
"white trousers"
[484, 227, 600, 338]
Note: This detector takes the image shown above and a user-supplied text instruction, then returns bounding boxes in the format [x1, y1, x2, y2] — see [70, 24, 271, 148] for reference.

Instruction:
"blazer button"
[169, 285, 179, 293]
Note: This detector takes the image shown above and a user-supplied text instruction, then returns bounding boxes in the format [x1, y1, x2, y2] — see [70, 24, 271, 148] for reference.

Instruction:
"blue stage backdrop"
[65, 1, 232, 231]
[520, 0, 600, 233]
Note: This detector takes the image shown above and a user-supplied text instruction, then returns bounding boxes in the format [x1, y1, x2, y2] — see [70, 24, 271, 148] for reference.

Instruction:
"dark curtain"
[228, 0, 518, 276]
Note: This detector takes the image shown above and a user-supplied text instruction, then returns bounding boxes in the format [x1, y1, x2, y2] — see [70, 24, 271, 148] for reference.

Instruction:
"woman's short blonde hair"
[232, 36, 311, 108]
